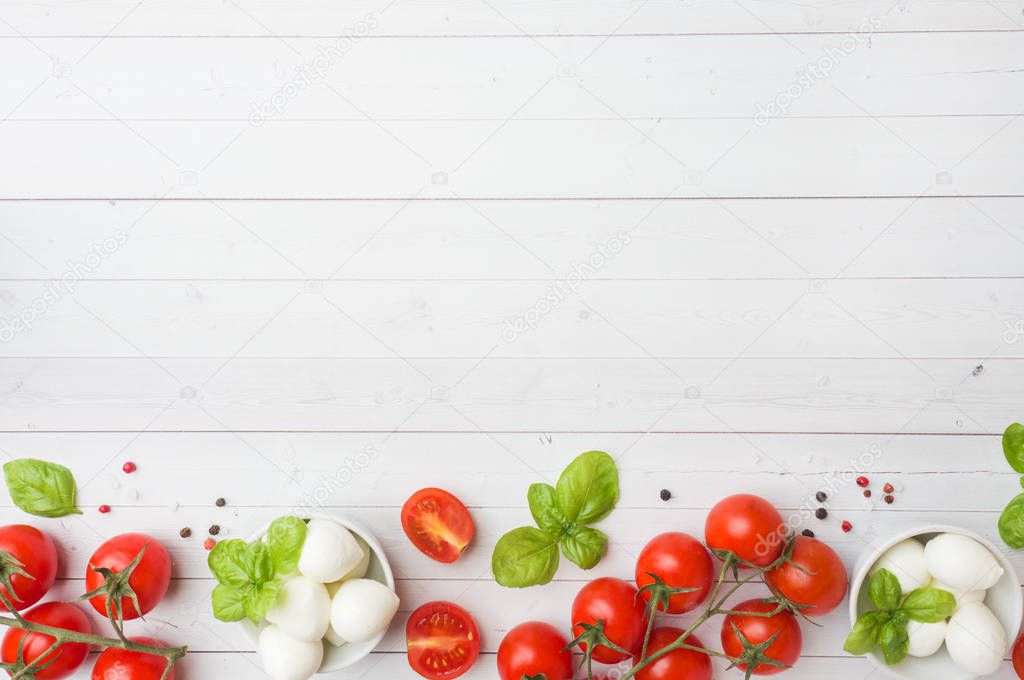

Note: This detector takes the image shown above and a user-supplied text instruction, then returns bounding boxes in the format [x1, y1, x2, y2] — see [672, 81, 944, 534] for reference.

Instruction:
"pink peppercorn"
[856, 476, 869, 488]
[98, 504, 111, 514]
[841, 520, 853, 533]
[122, 461, 137, 474]
[204, 538, 216, 550]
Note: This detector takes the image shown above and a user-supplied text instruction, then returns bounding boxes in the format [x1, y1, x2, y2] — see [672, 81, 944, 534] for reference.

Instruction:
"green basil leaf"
[208, 539, 252, 587]
[868, 569, 902, 612]
[877, 618, 910, 665]
[999, 492, 1024, 549]
[266, 515, 307, 575]
[3, 459, 81, 518]
[561, 526, 607, 570]
[1004, 423, 1024, 473]
[555, 451, 619, 525]
[492, 526, 561, 588]
[244, 579, 282, 625]
[528, 483, 565, 536]
[900, 586, 956, 623]
[843, 610, 889, 655]
[246, 543, 274, 585]
[211, 583, 247, 622]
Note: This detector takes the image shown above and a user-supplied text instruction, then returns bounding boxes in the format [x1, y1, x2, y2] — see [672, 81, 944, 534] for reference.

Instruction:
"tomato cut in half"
[401, 488, 475, 563]
[406, 601, 481, 679]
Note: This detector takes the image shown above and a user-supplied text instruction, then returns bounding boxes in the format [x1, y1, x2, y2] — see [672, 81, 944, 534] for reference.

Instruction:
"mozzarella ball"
[945, 602, 1007, 675]
[871, 539, 931, 595]
[265, 576, 331, 642]
[931, 580, 984, 610]
[324, 625, 347, 648]
[258, 624, 324, 680]
[924, 534, 1004, 592]
[906, 619, 946, 658]
[298, 519, 367, 584]
[327, 534, 372, 598]
[330, 578, 400, 644]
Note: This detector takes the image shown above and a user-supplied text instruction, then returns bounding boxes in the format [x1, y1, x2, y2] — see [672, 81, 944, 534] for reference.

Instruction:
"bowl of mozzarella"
[242, 514, 399, 678]
[850, 526, 1022, 679]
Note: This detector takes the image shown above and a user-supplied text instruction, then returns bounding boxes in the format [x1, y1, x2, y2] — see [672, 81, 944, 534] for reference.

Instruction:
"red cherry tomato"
[91, 637, 175, 680]
[406, 601, 480, 679]
[720, 599, 802, 676]
[497, 621, 573, 680]
[705, 494, 786, 567]
[0, 525, 57, 611]
[764, 536, 848, 616]
[635, 627, 713, 680]
[635, 532, 713, 614]
[571, 577, 648, 664]
[401, 488, 475, 563]
[1, 602, 91, 680]
[1013, 631, 1024, 678]
[86, 533, 172, 620]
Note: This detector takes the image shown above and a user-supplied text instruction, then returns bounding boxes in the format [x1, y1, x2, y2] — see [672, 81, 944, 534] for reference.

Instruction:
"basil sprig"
[492, 451, 618, 588]
[844, 568, 955, 665]
[998, 423, 1024, 548]
[3, 459, 81, 518]
[209, 516, 306, 624]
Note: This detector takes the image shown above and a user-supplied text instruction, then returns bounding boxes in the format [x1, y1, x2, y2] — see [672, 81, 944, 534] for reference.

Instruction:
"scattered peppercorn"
[884, 495, 895, 504]
[856, 476, 869, 488]
[659, 489, 672, 502]
[209, 525, 221, 536]
[883, 482, 894, 494]
[815, 491, 827, 502]
[815, 508, 828, 520]
[98, 504, 111, 514]
[203, 538, 216, 551]
[122, 461, 137, 474]
[863, 489, 872, 498]
[179, 527, 192, 538]
[841, 520, 853, 533]
[801, 529, 815, 538]
[215, 497, 226, 507]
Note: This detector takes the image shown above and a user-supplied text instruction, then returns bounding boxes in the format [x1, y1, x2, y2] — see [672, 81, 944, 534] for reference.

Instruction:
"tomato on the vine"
[497, 621, 573, 680]
[635, 532, 713, 614]
[401, 488, 475, 564]
[720, 599, 802, 676]
[1, 602, 92, 680]
[92, 637, 175, 680]
[705, 494, 786, 567]
[1013, 632, 1024, 678]
[571, 577, 648, 664]
[764, 536, 848, 616]
[406, 601, 480, 679]
[635, 627, 712, 680]
[0, 525, 58, 611]
[85, 533, 171, 620]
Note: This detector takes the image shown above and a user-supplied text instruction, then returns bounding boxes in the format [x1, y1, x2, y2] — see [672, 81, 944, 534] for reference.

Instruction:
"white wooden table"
[1, 1, 1023, 677]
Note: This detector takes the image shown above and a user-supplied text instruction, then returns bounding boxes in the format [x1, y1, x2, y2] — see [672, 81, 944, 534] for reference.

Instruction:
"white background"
[1, 0, 1023, 678]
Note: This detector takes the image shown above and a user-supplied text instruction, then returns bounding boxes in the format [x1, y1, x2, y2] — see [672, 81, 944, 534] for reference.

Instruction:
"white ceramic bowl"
[241, 513, 396, 673]
[850, 525, 1022, 679]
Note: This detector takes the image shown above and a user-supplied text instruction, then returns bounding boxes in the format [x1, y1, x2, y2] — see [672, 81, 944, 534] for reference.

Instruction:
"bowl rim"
[848, 524, 1023, 679]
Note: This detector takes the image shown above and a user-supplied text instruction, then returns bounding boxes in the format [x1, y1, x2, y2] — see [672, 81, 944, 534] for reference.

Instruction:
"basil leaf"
[868, 569, 902, 612]
[877, 618, 909, 665]
[555, 451, 619, 525]
[3, 459, 81, 518]
[1004, 423, 1024, 472]
[244, 579, 282, 625]
[528, 483, 565, 536]
[900, 586, 956, 623]
[211, 583, 246, 622]
[246, 543, 274, 585]
[266, 515, 307, 575]
[208, 539, 252, 587]
[843, 610, 889, 655]
[561, 526, 607, 570]
[999, 492, 1024, 549]
[492, 526, 561, 588]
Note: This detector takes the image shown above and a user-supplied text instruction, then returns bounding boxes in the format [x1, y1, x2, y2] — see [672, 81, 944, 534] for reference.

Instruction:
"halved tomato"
[401, 488, 474, 563]
[406, 601, 480, 679]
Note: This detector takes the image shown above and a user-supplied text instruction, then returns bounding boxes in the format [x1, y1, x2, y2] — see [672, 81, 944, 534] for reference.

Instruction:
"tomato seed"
[841, 520, 853, 533]
[204, 538, 216, 550]
[856, 476, 869, 488]
[884, 495, 895, 504]
[98, 504, 111, 514]
[815, 508, 828, 520]
[883, 483, 894, 494]
[122, 461, 137, 474]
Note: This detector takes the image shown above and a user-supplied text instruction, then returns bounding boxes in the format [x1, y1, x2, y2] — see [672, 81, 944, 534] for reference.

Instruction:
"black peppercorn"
[659, 489, 671, 501]
[863, 489, 872, 498]
[179, 527, 192, 538]
[884, 495, 894, 504]
[815, 491, 827, 503]
[801, 529, 815, 538]
[815, 507, 828, 520]
[209, 525, 221, 535]
[215, 497, 226, 507]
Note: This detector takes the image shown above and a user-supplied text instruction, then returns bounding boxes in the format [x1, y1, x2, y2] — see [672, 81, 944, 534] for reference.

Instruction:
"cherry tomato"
[764, 536, 848, 616]
[0, 525, 57, 611]
[406, 601, 480, 679]
[86, 533, 171, 620]
[635, 532, 713, 614]
[1013, 631, 1024, 678]
[92, 637, 175, 680]
[720, 599, 802, 676]
[401, 488, 475, 564]
[497, 621, 573, 680]
[1, 602, 92, 680]
[705, 494, 786, 567]
[635, 627, 712, 680]
[571, 577, 648, 664]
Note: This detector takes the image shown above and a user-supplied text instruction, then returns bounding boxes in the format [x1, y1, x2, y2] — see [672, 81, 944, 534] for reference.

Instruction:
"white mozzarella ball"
[324, 625, 347, 648]
[931, 580, 985, 610]
[871, 539, 931, 595]
[298, 519, 367, 584]
[945, 602, 1007, 675]
[258, 625, 324, 680]
[330, 578, 400, 644]
[906, 619, 947, 658]
[924, 534, 1004, 592]
[265, 576, 331, 642]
